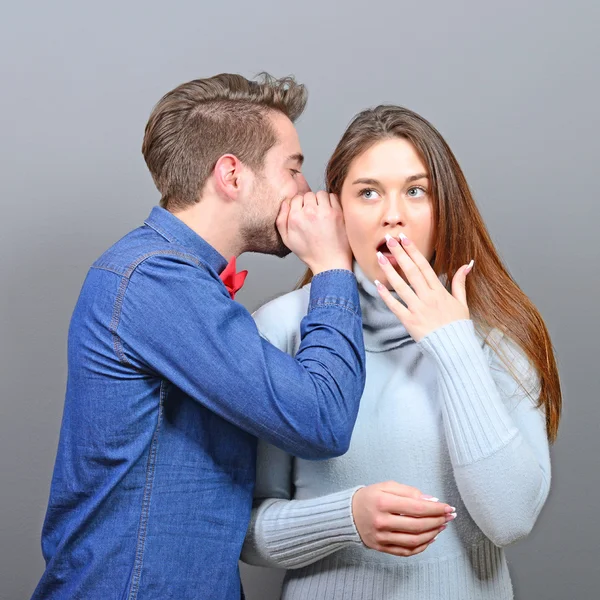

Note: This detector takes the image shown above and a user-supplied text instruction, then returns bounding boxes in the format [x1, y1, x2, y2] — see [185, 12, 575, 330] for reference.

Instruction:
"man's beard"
[240, 177, 292, 257]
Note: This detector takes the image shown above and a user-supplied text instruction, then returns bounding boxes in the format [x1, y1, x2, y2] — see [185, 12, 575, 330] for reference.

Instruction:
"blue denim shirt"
[33, 207, 366, 600]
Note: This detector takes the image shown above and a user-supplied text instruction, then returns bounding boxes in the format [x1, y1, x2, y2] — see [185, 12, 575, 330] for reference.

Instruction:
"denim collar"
[144, 206, 228, 275]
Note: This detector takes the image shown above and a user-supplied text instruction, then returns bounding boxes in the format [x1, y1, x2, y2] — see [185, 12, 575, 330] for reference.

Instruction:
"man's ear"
[213, 154, 245, 200]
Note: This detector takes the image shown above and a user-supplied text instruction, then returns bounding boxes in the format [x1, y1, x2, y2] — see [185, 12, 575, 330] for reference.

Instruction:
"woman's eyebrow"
[351, 178, 381, 186]
[351, 173, 429, 186]
[406, 173, 429, 183]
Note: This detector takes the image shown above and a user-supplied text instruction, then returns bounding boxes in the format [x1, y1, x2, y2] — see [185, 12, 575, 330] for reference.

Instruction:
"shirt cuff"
[308, 270, 361, 317]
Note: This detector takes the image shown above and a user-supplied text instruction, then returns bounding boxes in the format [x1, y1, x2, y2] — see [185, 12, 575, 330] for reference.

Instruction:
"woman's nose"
[383, 197, 404, 227]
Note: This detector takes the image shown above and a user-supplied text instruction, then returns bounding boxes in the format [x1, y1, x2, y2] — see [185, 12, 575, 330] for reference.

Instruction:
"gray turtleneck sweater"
[241, 265, 551, 600]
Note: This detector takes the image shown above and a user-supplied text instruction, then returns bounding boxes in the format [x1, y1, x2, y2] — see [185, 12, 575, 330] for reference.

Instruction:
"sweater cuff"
[418, 320, 518, 466]
[254, 486, 364, 568]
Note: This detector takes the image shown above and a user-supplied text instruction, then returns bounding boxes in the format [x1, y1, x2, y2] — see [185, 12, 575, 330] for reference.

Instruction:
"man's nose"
[297, 174, 311, 194]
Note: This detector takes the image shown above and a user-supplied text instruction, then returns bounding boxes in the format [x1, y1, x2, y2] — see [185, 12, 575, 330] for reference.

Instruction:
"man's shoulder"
[91, 224, 203, 278]
[252, 285, 311, 354]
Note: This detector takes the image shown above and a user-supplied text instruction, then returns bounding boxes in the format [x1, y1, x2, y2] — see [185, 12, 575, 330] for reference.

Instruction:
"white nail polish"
[422, 497, 440, 503]
[374, 280, 382, 289]
[467, 259, 474, 269]
[385, 233, 393, 243]
[398, 233, 408, 241]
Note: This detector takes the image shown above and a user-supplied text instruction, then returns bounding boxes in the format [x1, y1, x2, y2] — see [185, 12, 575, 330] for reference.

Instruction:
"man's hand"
[277, 191, 352, 274]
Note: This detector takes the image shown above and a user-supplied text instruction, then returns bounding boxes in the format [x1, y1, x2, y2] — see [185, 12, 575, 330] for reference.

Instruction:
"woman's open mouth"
[376, 241, 399, 267]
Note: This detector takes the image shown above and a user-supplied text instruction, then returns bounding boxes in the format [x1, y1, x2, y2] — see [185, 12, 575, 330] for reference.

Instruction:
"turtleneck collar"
[353, 262, 413, 353]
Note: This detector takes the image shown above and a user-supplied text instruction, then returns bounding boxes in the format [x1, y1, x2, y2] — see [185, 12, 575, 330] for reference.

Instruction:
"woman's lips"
[377, 247, 399, 267]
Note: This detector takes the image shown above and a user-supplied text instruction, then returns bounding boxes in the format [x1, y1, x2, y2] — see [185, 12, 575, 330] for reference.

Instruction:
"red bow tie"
[219, 256, 248, 300]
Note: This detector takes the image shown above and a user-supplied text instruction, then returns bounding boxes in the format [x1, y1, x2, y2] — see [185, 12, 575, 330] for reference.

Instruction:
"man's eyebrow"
[287, 153, 305, 166]
[351, 173, 429, 185]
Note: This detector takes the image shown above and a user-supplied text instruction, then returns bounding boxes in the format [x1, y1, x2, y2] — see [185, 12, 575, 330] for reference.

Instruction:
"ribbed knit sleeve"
[242, 486, 364, 569]
[418, 320, 551, 546]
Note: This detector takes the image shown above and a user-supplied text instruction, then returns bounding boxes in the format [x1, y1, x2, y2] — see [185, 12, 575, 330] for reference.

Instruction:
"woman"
[241, 105, 561, 599]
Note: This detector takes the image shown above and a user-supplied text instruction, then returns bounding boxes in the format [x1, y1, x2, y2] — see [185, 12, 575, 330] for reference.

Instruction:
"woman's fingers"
[383, 234, 432, 297]
[387, 514, 453, 534]
[376, 539, 436, 557]
[397, 234, 444, 290]
[376, 251, 419, 308]
[379, 525, 446, 549]
[374, 277, 412, 324]
[451, 260, 474, 307]
[381, 494, 454, 519]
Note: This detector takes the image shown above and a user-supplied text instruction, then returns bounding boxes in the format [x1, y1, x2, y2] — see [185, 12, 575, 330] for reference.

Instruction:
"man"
[33, 74, 366, 599]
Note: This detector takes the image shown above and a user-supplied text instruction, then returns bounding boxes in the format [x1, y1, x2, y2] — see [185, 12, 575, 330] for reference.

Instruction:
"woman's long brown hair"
[299, 105, 561, 442]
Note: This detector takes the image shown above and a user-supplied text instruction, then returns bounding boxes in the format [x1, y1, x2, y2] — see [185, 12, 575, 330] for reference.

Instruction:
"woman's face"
[339, 137, 435, 288]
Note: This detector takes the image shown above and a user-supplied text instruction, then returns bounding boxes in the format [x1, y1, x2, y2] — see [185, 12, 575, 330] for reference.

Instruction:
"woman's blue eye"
[361, 188, 380, 200]
[407, 187, 426, 198]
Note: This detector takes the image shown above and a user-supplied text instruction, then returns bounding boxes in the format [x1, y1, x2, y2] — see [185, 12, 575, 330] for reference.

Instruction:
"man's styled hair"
[142, 73, 308, 211]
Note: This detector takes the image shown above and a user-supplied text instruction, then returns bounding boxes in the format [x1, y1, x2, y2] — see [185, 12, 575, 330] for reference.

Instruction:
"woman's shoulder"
[252, 284, 311, 354]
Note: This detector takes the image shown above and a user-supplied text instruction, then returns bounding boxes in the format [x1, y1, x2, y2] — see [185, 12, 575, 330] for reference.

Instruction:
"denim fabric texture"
[33, 206, 366, 599]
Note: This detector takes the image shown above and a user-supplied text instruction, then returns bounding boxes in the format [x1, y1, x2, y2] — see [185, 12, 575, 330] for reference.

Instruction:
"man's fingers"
[329, 193, 341, 209]
[289, 194, 304, 215]
[315, 190, 330, 207]
[302, 191, 317, 208]
[275, 199, 291, 241]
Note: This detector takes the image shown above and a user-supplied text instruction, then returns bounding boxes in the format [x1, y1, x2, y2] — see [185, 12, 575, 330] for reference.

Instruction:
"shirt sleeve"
[115, 253, 366, 460]
[418, 319, 551, 547]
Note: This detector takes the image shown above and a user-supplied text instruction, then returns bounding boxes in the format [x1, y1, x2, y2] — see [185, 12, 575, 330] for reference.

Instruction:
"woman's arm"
[418, 321, 551, 547]
[241, 440, 363, 569]
[241, 291, 363, 569]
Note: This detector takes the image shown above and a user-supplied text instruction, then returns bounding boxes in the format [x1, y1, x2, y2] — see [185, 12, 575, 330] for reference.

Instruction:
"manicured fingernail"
[377, 251, 389, 265]
[465, 259, 474, 274]
[385, 233, 399, 247]
[374, 279, 384, 291]
[398, 233, 411, 244]
[421, 495, 439, 502]
[446, 512, 457, 521]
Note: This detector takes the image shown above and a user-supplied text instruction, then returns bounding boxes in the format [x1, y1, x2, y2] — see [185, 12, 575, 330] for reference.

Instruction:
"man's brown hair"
[142, 73, 308, 211]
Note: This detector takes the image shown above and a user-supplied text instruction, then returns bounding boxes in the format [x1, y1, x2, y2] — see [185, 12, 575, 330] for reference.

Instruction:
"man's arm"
[115, 253, 366, 460]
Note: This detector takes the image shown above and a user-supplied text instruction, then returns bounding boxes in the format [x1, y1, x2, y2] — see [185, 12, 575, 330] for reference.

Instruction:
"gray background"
[1, 0, 598, 598]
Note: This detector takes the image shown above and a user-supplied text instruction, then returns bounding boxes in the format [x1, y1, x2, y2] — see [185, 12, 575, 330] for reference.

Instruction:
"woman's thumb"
[451, 260, 474, 306]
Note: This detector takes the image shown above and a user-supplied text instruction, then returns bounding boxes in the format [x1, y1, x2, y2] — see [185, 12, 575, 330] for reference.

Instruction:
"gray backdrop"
[1, 0, 598, 598]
